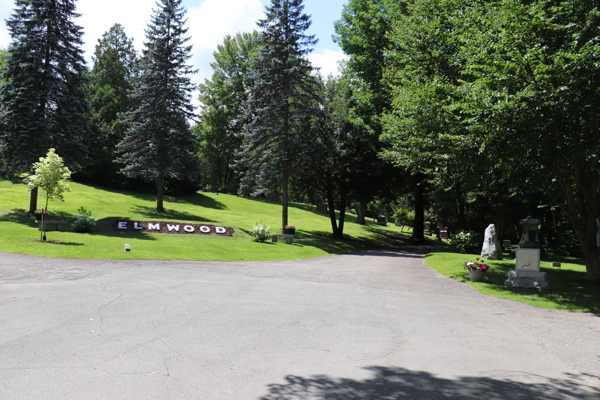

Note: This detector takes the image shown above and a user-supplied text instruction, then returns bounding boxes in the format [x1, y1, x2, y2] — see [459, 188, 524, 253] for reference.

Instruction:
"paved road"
[1, 248, 599, 399]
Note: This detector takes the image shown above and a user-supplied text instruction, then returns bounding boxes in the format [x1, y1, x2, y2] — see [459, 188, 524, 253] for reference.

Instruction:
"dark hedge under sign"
[113, 221, 234, 236]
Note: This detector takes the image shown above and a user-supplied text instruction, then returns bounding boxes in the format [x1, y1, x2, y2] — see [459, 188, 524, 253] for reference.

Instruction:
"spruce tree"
[83, 24, 139, 188]
[116, 0, 198, 212]
[236, 0, 320, 233]
[0, 0, 90, 213]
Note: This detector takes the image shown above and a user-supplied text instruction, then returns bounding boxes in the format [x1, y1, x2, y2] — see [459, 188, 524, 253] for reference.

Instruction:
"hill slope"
[0, 180, 413, 261]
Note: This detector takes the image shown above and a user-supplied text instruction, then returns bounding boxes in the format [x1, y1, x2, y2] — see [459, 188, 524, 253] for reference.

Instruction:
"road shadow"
[259, 366, 599, 400]
[353, 248, 431, 259]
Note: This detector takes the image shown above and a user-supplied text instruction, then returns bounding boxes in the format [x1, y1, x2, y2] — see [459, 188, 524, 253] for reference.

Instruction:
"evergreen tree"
[116, 0, 198, 212]
[236, 0, 320, 233]
[0, 0, 90, 213]
[195, 31, 260, 193]
[83, 24, 139, 188]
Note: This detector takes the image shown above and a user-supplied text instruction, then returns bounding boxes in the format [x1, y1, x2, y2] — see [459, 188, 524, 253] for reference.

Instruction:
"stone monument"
[504, 248, 550, 290]
[518, 216, 544, 255]
[481, 224, 503, 260]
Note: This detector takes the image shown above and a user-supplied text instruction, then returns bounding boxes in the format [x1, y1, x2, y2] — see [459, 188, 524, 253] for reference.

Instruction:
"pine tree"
[236, 0, 320, 233]
[0, 0, 90, 213]
[83, 24, 139, 188]
[116, 0, 199, 212]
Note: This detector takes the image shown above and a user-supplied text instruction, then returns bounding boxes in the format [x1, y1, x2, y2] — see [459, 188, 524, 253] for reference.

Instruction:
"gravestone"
[267, 193, 278, 201]
[316, 204, 328, 213]
[504, 248, 550, 290]
[376, 215, 387, 226]
[424, 221, 431, 235]
[518, 216, 544, 256]
[481, 224, 503, 260]
[503, 239, 511, 249]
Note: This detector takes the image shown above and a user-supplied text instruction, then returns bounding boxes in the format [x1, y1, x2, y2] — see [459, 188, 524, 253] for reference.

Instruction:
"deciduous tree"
[456, 0, 600, 282]
[195, 31, 260, 192]
[23, 148, 71, 241]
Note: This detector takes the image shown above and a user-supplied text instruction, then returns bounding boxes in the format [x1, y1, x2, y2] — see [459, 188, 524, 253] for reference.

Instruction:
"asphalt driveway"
[1, 247, 599, 399]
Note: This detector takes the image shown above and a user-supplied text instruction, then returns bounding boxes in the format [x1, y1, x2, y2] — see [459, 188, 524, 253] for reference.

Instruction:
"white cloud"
[0, 0, 346, 111]
[186, 0, 264, 87]
[309, 49, 348, 78]
[77, 0, 154, 63]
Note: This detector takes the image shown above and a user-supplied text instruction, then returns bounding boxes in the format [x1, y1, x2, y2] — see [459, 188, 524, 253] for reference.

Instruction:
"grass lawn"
[425, 251, 599, 314]
[0, 180, 417, 261]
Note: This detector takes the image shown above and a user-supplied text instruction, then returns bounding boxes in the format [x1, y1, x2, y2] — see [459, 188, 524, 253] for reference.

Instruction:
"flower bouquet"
[464, 257, 489, 282]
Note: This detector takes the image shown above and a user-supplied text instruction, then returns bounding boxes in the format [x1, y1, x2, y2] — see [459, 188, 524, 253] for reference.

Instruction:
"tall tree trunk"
[540, 170, 599, 283]
[29, 187, 38, 214]
[411, 174, 426, 243]
[156, 175, 165, 213]
[572, 216, 600, 283]
[282, 163, 289, 234]
[281, 66, 290, 234]
[337, 191, 347, 239]
[456, 183, 466, 230]
[326, 175, 339, 237]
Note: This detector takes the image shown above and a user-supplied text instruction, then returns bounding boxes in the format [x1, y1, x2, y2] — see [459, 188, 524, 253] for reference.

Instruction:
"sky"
[0, 0, 349, 109]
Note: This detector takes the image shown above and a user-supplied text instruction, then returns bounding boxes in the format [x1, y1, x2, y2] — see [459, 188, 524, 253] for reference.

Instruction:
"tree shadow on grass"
[289, 229, 390, 255]
[259, 366, 599, 400]
[74, 183, 228, 210]
[35, 240, 84, 246]
[163, 192, 228, 210]
[128, 205, 215, 223]
[0, 209, 77, 230]
[0, 209, 36, 226]
[427, 251, 600, 314]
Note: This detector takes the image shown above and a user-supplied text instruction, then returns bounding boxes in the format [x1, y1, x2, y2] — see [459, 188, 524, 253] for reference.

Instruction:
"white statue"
[481, 224, 503, 260]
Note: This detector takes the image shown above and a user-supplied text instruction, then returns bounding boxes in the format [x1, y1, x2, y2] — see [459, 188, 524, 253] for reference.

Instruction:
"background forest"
[0, 0, 598, 281]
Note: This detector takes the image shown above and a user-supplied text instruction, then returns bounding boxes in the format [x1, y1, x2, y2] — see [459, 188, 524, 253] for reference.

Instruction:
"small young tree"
[23, 149, 72, 241]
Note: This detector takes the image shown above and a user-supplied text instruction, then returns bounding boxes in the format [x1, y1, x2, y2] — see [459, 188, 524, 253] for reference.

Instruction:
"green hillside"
[0, 180, 413, 261]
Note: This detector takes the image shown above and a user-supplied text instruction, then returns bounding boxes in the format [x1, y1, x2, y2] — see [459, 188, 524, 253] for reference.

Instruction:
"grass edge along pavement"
[425, 251, 599, 314]
[0, 179, 420, 262]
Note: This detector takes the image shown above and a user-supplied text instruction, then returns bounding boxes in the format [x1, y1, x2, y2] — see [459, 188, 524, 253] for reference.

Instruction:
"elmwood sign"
[113, 221, 234, 236]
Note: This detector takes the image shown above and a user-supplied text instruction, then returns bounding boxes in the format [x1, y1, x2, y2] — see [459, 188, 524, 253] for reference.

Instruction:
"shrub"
[393, 208, 415, 225]
[250, 221, 272, 242]
[450, 230, 478, 254]
[72, 206, 97, 233]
